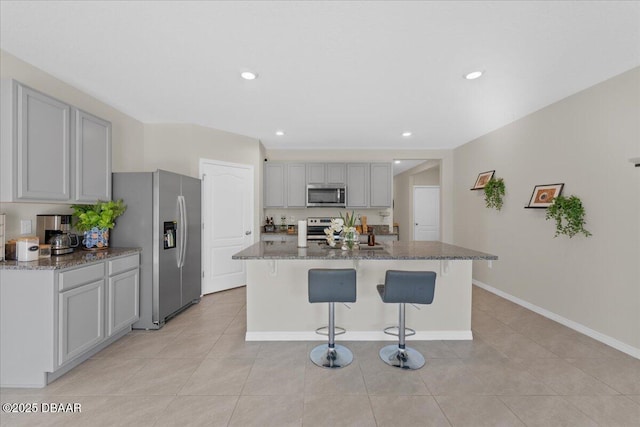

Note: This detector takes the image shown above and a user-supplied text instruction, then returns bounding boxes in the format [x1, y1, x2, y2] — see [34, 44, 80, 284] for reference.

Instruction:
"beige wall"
[143, 123, 264, 238]
[265, 149, 455, 243]
[393, 162, 440, 241]
[453, 67, 640, 354]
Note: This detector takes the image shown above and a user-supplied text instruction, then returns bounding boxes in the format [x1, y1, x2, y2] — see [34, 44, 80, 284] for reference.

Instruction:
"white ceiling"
[1, 1, 639, 150]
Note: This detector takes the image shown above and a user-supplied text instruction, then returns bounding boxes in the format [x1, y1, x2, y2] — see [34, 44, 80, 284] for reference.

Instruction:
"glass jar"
[340, 227, 360, 251]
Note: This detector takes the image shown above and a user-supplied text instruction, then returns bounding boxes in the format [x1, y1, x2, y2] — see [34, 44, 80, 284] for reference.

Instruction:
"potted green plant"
[71, 200, 126, 250]
[545, 195, 592, 238]
[484, 177, 506, 210]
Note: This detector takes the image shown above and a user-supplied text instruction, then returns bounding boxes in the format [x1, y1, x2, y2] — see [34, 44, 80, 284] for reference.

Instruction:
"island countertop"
[232, 240, 497, 261]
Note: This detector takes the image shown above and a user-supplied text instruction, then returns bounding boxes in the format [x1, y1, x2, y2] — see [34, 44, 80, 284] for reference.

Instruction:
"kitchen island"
[232, 241, 497, 341]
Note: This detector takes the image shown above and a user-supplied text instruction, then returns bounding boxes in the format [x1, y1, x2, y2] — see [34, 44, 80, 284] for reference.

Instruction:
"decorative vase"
[82, 227, 109, 251]
[340, 227, 360, 251]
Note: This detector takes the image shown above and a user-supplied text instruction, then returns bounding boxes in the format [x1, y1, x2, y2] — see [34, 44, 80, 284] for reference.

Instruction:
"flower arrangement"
[71, 200, 126, 232]
[71, 200, 126, 250]
[324, 211, 359, 250]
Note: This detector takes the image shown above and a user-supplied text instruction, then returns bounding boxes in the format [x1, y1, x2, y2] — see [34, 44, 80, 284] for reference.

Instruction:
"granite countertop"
[0, 247, 141, 271]
[232, 241, 497, 261]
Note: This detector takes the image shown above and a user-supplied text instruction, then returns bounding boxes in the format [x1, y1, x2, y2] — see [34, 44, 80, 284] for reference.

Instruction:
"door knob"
[415, 223, 418, 226]
[245, 230, 252, 235]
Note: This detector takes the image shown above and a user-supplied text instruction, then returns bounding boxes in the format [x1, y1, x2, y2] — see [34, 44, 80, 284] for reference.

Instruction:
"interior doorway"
[413, 186, 440, 240]
[200, 159, 254, 295]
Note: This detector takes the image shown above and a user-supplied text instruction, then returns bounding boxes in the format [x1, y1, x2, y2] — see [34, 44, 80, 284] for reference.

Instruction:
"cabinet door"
[306, 163, 325, 185]
[346, 163, 369, 207]
[16, 83, 71, 201]
[326, 163, 345, 185]
[59, 279, 105, 365]
[370, 163, 392, 207]
[287, 163, 307, 207]
[264, 163, 286, 207]
[74, 109, 112, 202]
[107, 268, 139, 337]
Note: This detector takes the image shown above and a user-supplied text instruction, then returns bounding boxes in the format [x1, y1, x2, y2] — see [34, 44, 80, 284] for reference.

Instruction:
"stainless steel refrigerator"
[111, 170, 202, 329]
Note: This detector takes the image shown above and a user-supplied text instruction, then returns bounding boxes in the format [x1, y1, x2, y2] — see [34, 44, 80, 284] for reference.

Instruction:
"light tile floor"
[1, 286, 639, 426]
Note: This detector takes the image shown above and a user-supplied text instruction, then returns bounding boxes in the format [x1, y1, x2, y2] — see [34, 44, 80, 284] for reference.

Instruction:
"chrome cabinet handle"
[245, 230, 252, 235]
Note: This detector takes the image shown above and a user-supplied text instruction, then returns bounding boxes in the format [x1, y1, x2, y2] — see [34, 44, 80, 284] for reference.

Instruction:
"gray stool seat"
[308, 268, 356, 369]
[378, 270, 436, 370]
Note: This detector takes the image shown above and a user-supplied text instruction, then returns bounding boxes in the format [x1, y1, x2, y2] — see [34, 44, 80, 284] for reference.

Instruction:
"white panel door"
[201, 160, 254, 294]
[413, 186, 440, 241]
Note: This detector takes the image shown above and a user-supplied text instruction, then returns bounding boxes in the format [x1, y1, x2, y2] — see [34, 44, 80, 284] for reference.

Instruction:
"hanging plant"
[483, 177, 505, 210]
[545, 195, 592, 238]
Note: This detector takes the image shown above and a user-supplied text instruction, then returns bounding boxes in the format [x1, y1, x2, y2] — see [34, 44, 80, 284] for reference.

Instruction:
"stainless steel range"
[306, 217, 339, 241]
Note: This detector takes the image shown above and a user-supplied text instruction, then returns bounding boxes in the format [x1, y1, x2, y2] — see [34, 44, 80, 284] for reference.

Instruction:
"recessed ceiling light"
[402, 131, 412, 137]
[464, 71, 483, 80]
[240, 71, 258, 80]
[275, 130, 285, 136]
[394, 160, 401, 164]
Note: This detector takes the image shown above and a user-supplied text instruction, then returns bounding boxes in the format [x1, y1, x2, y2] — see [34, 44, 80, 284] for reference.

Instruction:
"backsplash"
[264, 207, 393, 228]
[0, 203, 73, 239]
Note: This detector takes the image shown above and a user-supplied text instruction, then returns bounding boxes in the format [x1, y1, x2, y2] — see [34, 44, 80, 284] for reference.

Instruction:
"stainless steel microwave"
[306, 184, 347, 207]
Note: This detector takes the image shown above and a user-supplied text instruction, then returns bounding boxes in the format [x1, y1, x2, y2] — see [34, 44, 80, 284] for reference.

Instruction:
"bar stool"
[377, 270, 436, 370]
[308, 268, 357, 368]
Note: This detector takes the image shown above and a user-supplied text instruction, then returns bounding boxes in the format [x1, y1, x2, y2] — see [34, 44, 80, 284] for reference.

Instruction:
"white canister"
[17, 236, 40, 261]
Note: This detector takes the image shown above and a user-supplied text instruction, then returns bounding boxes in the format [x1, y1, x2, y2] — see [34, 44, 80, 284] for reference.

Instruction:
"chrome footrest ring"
[315, 325, 346, 336]
[383, 326, 416, 337]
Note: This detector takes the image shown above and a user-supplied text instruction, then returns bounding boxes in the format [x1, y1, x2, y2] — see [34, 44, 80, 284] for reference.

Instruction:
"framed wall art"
[526, 183, 564, 208]
[471, 170, 495, 190]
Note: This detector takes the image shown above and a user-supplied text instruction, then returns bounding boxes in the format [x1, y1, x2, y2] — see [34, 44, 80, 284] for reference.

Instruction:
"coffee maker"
[36, 214, 78, 255]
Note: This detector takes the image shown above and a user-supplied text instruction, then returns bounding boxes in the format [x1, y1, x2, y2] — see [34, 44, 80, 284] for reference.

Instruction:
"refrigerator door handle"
[178, 195, 187, 268]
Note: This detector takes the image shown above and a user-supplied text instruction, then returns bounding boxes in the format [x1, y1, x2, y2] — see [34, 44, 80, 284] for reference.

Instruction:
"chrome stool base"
[379, 345, 425, 370]
[310, 344, 353, 369]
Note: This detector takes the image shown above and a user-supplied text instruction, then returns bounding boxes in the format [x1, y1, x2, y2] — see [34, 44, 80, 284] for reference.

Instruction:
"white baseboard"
[473, 279, 640, 360]
[245, 330, 473, 341]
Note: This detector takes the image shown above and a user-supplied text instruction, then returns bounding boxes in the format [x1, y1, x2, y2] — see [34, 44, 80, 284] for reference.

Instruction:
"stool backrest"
[308, 269, 357, 303]
[382, 270, 436, 304]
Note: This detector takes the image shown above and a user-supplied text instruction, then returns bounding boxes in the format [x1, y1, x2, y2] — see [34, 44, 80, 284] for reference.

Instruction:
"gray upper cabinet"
[306, 163, 346, 185]
[73, 109, 112, 202]
[326, 163, 346, 184]
[287, 163, 306, 207]
[1, 80, 71, 201]
[264, 162, 286, 207]
[306, 163, 325, 185]
[370, 163, 392, 207]
[1, 80, 112, 203]
[263, 161, 391, 209]
[346, 163, 369, 208]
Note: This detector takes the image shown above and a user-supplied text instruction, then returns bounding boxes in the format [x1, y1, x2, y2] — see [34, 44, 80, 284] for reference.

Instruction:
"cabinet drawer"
[59, 263, 105, 291]
[108, 254, 139, 276]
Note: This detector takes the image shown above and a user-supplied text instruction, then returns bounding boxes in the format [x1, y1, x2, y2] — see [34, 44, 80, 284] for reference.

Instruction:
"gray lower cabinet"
[59, 278, 105, 365]
[0, 252, 140, 388]
[107, 255, 140, 336]
[0, 79, 111, 203]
